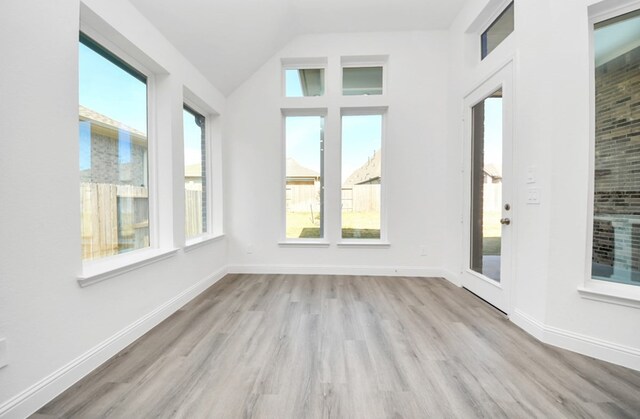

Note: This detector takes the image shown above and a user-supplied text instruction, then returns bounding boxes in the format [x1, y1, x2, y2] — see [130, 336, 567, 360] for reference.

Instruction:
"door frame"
[461, 61, 515, 315]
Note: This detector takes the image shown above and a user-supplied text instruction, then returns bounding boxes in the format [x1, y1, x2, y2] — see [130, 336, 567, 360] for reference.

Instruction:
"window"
[184, 105, 207, 240]
[591, 9, 640, 287]
[481, 2, 514, 59]
[285, 115, 325, 239]
[342, 67, 383, 96]
[285, 68, 325, 97]
[79, 33, 150, 260]
[341, 114, 383, 239]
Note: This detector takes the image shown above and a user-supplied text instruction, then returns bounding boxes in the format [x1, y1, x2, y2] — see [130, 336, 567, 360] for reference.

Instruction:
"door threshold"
[463, 287, 508, 317]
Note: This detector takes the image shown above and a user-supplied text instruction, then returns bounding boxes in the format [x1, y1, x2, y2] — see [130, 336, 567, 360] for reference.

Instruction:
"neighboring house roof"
[286, 158, 320, 179]
[484, 163, 502, 180]
[185, 163, 202, 178]
[343, 149, 381, 187]
[79, 105, 147, 141]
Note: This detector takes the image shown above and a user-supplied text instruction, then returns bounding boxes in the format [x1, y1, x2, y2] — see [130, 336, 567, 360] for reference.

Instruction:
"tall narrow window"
[184, 105, 207, 239]
[592, 9, 640, 286]
[341, 114, 382, 239]
[285, 116, 324, 239]
[481, 2, 514, 59]
[79, 33, 149, 261]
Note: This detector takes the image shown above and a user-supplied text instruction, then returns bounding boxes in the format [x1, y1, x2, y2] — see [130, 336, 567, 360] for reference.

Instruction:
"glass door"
[462, 63, 513, 314]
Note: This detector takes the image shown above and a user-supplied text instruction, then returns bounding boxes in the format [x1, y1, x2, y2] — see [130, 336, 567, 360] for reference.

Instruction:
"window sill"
[337, 240, 390, 248]
[78, 247, 179, 288]
[278, 240, 330, 248]
[184, 234, 225, 252]
[578, 280, 640, 309]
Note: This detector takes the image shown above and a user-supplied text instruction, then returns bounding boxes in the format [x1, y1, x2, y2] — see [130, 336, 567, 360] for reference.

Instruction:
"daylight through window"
[79, 33, 150, 260]
[184, 105, 207, 239]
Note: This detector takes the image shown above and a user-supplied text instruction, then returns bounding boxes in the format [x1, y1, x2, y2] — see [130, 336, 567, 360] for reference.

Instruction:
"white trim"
[0, 267, 229, 419]
[227, 264, 454, 281]
[278, 240, 330, 247]
[78, 247, 178, 287]
[578, 280, 640, 309]
[336, 241, 390, 248]
[184, 234, 226, 252]
[511, 309, 640, 371]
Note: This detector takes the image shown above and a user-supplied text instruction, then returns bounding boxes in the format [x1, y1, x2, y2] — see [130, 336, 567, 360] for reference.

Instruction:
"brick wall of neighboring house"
[593, 45, 640, 269]
[81, 127, 147, 187]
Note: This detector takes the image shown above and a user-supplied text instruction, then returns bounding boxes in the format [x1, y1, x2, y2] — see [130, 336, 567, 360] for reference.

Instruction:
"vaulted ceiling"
[130, 0, 468, 95]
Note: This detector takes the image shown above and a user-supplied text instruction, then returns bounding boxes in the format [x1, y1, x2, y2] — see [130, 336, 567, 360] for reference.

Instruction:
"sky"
[285, 115, 382, 185]
[79, 42, 147, 134]
[79, 41, 202, 170]
[483, 97, 503, 173]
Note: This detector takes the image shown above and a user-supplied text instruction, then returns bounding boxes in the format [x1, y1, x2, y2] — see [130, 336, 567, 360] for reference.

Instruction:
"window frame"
[77, 24, 177, 287]
[338, 107, 389, 246]
[280, 108, 330, 246]
[580, 0, 640, 308]
[182, 101, 212, 244]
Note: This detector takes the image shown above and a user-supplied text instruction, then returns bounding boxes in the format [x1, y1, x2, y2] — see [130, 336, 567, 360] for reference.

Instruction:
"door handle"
[500, 218, 511, 225]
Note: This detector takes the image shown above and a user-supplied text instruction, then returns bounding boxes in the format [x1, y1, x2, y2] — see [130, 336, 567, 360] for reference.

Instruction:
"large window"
[481, 2, 514, 60]
[591, 9, 640, 286]
[341, 114, 383, 239]
[184, 105, 207, 240]
[79, 33, 150, 260]
[285, 115, 324, 239]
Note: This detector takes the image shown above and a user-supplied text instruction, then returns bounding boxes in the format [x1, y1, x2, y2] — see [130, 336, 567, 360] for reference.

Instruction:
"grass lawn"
[286, 211, 381, 239]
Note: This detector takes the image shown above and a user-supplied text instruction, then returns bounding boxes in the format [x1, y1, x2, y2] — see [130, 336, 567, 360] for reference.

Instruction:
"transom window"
[481, 2, 514, 60]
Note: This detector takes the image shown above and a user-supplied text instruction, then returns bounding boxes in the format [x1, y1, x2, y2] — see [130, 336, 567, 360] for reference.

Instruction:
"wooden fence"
[80, 183, 148, 260]
[185, 184, 204, 238]
[342, 184, 380, 212]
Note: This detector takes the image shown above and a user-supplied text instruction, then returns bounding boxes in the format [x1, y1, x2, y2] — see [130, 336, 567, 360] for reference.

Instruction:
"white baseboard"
[227, 264, 456, 283]
[511, 309, 640, 371]
[0, 267, 228, 419]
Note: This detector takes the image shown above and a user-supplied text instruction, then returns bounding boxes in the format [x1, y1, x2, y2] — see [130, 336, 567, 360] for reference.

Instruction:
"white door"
[461, 63, 514, 314]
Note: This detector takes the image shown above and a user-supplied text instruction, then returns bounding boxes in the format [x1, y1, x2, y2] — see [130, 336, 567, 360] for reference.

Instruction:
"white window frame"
[337, 107, 390, 247]
[340, 55, 388, 98]
[77, 18, 177, 287]
[279, 108, 330, 246]
[580, 0, 640, 308]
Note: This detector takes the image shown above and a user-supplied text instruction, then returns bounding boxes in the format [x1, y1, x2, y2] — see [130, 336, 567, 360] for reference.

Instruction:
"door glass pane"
[471, 89, 503, 281]
[285, 116, 324, 239]
[592, 9, 640, 286]
[341, 114, 382, 239]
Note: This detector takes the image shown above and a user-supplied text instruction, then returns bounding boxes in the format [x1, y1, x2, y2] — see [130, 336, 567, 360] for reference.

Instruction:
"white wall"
[0, 0, 227, 416]
[446, 0, 640, 370]
[225, 31, 451, 275]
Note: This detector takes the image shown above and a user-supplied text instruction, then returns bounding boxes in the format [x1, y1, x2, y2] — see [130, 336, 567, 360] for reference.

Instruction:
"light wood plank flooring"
[35, 274, 640, 418]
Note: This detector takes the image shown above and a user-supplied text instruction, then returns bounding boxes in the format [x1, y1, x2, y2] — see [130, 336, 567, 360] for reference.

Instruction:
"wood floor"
[35, 274, 640, 418]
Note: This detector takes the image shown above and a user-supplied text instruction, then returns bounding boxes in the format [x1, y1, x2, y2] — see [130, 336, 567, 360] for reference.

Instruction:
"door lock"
[500, 218, 511, 225]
